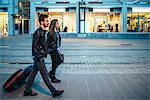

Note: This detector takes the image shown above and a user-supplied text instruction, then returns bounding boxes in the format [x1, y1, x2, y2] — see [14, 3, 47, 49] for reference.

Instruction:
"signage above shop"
[48, 8, 65, 12]
[93, 8, 110, 12]
[132, 7, 150, 12]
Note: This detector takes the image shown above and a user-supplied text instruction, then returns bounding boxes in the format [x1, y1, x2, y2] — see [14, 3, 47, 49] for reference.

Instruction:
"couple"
[23, 14, 64, 97]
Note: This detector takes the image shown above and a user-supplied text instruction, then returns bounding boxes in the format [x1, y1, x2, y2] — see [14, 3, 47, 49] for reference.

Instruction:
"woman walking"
[47, 19, 64, 83]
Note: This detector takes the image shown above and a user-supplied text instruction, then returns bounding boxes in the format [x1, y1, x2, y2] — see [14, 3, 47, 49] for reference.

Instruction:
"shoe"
[51, 78, 61, 83]
[23, 89, 38, 96]
[48, 72, 55, 79]
[48, 72, 61, 83]
[52, 90, 64, 97]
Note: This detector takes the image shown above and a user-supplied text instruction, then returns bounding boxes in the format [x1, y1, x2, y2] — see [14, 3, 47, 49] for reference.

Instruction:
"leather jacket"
[32, 27, 48, 58]
[47, 34, 56, 51]
[47, 32, 61, 50]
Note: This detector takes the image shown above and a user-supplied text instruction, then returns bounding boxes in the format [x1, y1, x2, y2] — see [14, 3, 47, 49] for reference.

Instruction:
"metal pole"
[79, 2, 80, 33]
[84, 7, 85, 33]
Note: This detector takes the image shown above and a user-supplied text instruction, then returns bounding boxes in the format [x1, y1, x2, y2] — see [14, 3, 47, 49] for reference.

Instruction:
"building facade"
[0, 0, 19, 36]
[0, 0, 150, 37]
[29, 0, 150, 37]
[18, 0, 30, 35]
[0, 0, 30, 37]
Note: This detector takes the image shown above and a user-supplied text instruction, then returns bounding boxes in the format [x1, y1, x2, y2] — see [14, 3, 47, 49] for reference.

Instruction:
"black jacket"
[32, 27, 48, 58]
[47, 32, 61, 51]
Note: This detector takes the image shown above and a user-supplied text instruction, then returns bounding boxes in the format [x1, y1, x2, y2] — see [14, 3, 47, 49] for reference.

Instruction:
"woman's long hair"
[49, 19, 58, 38]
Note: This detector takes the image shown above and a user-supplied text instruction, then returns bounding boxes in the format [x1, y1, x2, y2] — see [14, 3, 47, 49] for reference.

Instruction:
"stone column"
[138, 14, 140, 32]
[76, 2, 80, 33]
[8, 0, 14, 36]
[30, 2, 36, 37]
[106, 13, 109, 32]
[121, 5, 127, 32]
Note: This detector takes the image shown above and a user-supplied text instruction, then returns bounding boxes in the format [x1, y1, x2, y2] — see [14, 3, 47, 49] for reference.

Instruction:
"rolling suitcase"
[3, 65, 33, 92]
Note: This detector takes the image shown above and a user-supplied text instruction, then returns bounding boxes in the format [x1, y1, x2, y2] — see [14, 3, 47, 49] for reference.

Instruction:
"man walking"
[23, 14, 64, 97]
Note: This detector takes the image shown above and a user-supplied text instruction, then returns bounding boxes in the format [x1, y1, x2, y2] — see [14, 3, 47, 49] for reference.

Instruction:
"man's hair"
[38, 14, 48, 25]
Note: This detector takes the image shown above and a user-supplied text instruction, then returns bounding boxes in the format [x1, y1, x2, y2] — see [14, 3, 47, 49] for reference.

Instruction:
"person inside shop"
[97, 25, 102, 32]
[63, 26, 68, 32]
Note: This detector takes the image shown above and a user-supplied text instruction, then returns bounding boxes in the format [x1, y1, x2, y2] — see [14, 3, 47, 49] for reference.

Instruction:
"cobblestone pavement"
[0, 34, 150, 100]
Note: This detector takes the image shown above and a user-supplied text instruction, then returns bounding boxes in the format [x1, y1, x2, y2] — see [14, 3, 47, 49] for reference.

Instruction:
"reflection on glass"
[36, 12, 76, 33]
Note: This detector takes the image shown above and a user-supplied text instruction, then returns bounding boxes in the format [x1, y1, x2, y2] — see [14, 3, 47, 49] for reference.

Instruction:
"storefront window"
[85, 12, 121, 32]
[0, 12, 8, 36]
[63, 12, 76, 32]
[127, 12, 150, 32]
[36, 12, 76, 32]
[108, 13, 121, 32]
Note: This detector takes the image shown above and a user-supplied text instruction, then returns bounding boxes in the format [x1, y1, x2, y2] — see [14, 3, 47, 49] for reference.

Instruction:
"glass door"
[79, 8, 86, 33]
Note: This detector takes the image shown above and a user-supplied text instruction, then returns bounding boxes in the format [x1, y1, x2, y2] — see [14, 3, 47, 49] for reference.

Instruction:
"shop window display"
[127, 12, 150, 32]
[0, 12, 8, 36]
[86, 12, 121, 32]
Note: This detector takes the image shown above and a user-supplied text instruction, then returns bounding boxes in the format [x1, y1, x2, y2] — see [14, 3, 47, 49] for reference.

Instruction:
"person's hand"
[40, 50, 46, 55]
[53, 44, 57, 50]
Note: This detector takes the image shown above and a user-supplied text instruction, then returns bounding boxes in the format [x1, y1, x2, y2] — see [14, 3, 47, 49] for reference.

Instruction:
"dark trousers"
[25, 57, 55, 92]
[49, 50, 61, 79]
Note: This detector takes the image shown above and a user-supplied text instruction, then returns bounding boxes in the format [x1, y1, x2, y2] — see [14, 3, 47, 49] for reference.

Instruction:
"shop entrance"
[19, 19, 29, 34]
[79, 7, 86, 33]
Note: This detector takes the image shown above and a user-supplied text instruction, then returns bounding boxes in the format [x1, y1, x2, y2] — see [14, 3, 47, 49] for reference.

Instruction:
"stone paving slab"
[0, 34, 150, 49]
[1, 47, 150, 64]
[0, 74, 149, 100]
[0, 34, 150, 100]
[0, 63, 149, 74]
[0, 56, 149, 65]
[1, 48, 149, 56]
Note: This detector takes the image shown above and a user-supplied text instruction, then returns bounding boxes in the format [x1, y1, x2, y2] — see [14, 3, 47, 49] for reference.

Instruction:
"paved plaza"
[0, 34, 150, 100]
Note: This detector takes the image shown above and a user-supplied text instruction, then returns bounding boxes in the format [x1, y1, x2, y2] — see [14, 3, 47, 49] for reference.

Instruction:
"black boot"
[48, 71, 54, 79]
[49, 72, 61, 83]
[23, 89, 38, 96]
[52, 90, 64, 97]
[51, 78, 61, 83]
